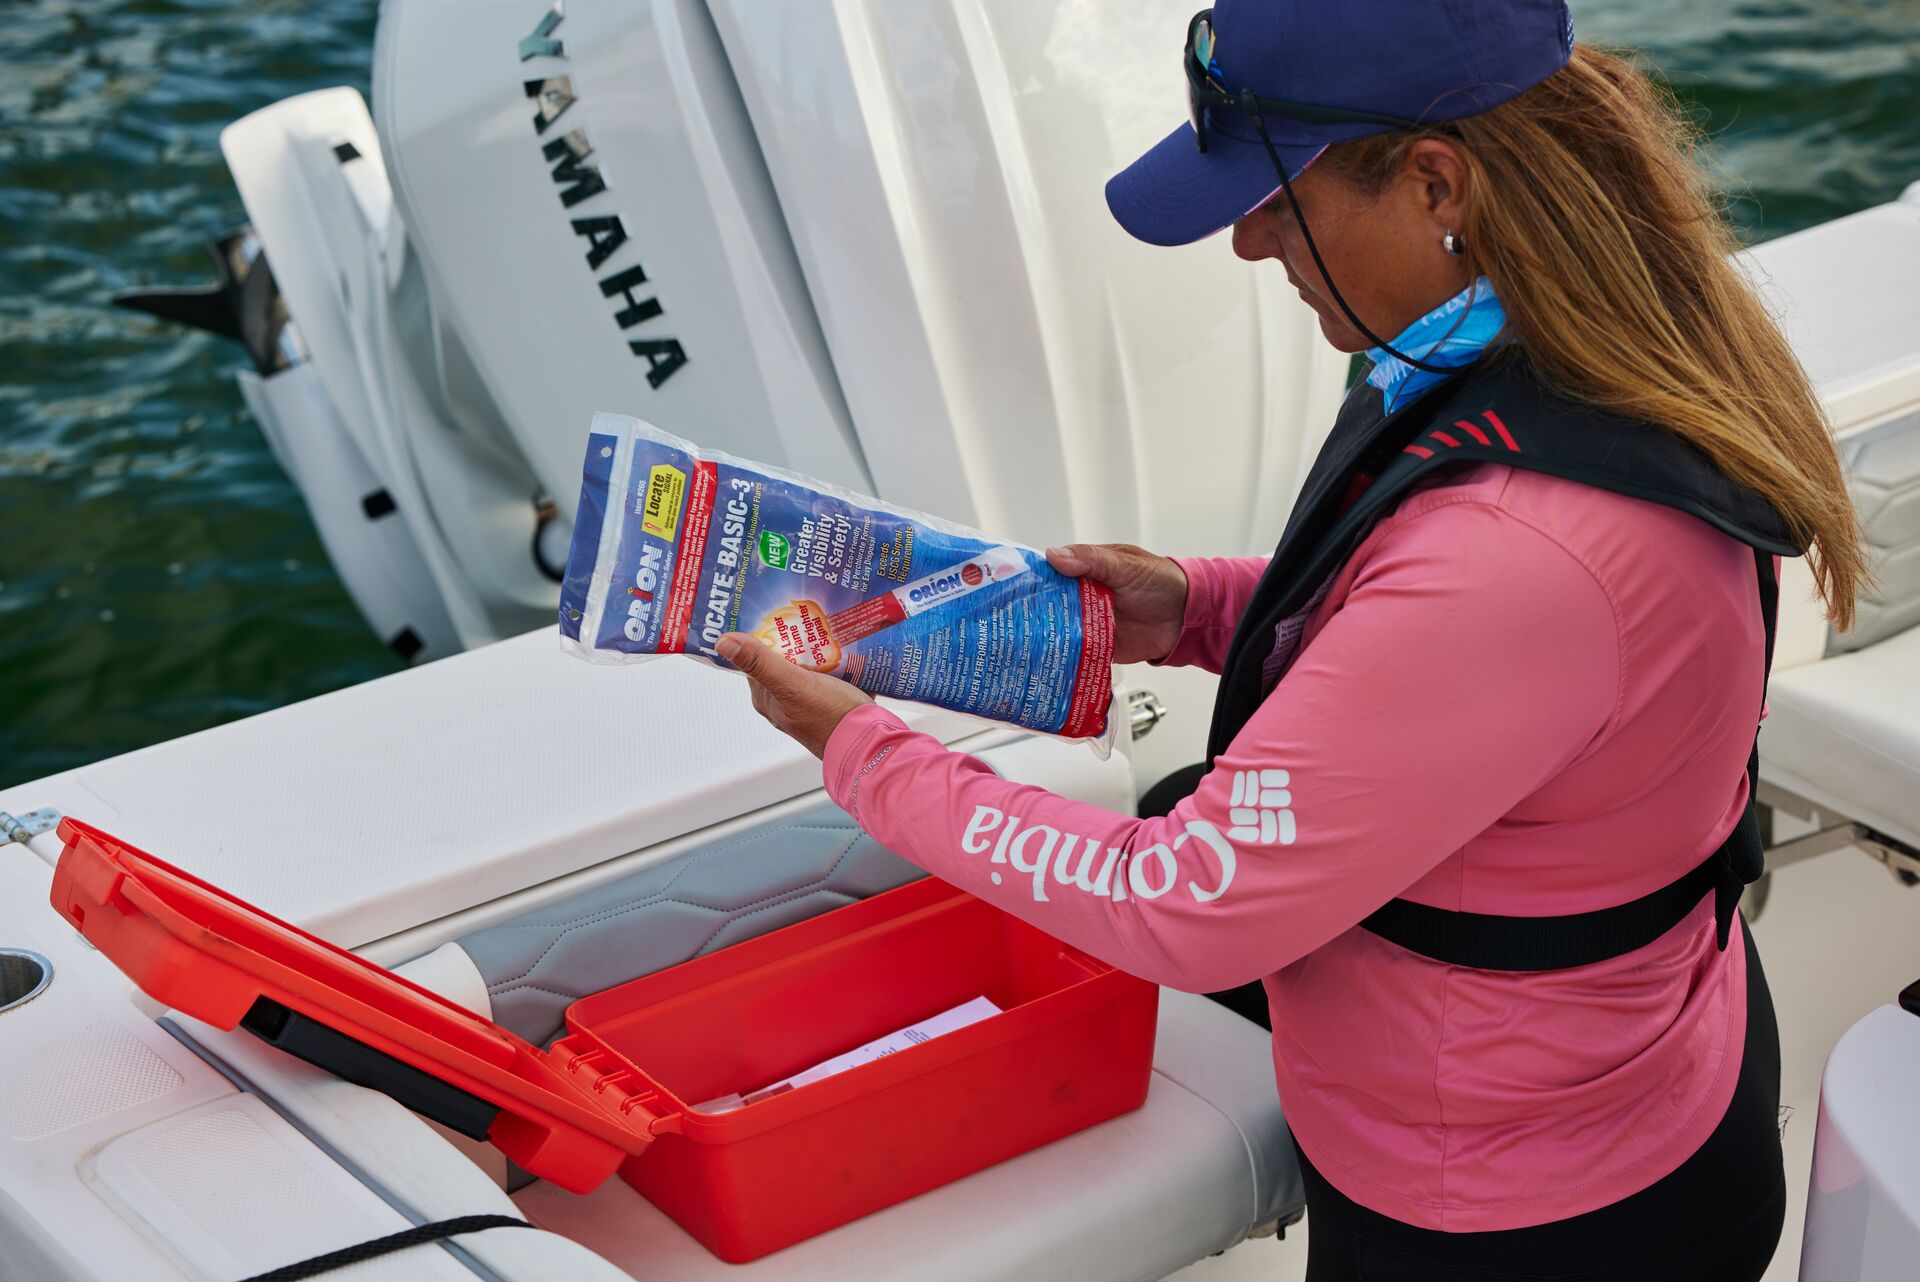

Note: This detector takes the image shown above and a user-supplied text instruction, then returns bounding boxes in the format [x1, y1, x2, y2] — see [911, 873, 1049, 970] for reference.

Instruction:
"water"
[2, 1, 1918, 791]
[1, 0, 390, 788]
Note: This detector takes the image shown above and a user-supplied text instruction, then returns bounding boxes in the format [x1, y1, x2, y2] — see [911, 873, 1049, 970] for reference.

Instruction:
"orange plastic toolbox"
[49, 818, 1159, 1261]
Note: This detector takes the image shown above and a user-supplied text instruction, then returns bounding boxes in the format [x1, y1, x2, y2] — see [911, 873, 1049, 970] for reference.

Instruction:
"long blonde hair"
[1321, 45, 1865, 630]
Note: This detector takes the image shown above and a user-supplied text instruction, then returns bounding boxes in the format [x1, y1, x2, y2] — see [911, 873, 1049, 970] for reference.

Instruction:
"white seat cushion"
[1762, 624, 1920, 847]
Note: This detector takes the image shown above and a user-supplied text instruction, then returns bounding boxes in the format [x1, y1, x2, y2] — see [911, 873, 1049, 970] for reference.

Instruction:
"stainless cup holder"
[0, 950, 51, 1014]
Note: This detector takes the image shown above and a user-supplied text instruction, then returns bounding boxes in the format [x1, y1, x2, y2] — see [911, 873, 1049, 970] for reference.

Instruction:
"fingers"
[715, 632, 755, 668]
[1047, 543, 1149, 585]
[734, 648, 782, 728]
[1047, 543, 1116, 579]
[1045, 545, 1088, 576]
[716, 633, 795, 689]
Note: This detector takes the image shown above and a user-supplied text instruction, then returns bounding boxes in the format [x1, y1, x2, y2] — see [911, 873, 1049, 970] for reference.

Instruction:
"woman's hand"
[1046, 544, 1189, 664]
[716, 633, 875, 758]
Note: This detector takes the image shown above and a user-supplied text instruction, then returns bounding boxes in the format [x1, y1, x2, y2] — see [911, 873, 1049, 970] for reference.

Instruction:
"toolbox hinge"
[0, 809, 60, 846]
[555, 1042, 683, 1137]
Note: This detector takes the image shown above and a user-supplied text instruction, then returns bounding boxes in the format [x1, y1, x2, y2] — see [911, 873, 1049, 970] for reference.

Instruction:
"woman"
[714, 1, 1865, 1277]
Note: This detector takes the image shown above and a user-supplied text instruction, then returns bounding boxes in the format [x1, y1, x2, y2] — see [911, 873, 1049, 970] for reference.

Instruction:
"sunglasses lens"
[1187, 13, 1212, 151]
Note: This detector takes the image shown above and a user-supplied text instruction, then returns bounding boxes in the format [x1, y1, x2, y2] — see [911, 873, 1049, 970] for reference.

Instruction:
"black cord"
[1245, 100, 1458, 375]
[238, 1214, 532, 1282]
[532, 492, 566, 583]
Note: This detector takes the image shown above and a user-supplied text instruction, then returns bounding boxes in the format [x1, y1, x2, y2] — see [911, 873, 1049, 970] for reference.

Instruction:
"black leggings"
[1295, 920, 1785, 1280]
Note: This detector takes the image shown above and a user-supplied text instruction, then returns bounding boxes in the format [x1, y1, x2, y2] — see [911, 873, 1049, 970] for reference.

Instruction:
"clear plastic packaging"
[558, 414, 1115, 745]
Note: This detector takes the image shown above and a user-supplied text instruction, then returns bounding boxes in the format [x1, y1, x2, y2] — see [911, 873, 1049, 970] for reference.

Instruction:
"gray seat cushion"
[1828, 406, 1920, 654]
[457, 803, 923, 1046]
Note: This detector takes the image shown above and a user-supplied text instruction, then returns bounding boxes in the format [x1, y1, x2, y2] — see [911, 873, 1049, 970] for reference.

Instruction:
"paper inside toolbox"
[48, 818, 1159, 1262]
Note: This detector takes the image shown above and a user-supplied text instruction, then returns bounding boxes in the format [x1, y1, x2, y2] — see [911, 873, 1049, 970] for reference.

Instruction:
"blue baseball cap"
[1107, 0, 1576, 247]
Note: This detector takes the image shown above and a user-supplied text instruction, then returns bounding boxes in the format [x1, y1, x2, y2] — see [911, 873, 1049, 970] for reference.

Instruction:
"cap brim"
[1106, 121, 1327, 248]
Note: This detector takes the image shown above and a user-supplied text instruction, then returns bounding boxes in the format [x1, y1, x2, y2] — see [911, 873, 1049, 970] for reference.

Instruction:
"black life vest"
[1205, 355, 1803, 972]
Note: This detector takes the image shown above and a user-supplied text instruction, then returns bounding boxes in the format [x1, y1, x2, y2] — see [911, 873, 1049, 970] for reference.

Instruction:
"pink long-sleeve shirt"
[822, 461, 1762, 1231]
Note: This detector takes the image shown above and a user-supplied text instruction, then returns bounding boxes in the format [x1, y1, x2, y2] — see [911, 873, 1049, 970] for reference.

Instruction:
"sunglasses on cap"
[1184, 8, 1419, 153]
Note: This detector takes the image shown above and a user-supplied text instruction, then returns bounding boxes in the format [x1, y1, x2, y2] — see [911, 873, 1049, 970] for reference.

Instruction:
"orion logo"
[908, 572, 965, 607]
[622, 543, 665, 641]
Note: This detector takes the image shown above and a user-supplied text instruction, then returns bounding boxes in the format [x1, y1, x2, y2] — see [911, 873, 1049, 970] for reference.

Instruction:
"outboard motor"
[124, 0, 1347, 662]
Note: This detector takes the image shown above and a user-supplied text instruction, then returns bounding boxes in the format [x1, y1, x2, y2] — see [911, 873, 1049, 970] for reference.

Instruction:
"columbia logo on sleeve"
[956, 768, 1298, 907]
[1229, 769, 1297, 846]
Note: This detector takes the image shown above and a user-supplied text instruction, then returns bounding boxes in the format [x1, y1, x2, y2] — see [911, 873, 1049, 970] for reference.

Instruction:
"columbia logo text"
[960, 807, 1236, 906]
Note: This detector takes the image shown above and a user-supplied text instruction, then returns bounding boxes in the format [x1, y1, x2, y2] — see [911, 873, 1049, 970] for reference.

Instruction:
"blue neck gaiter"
[1366, 276, 1507, 412]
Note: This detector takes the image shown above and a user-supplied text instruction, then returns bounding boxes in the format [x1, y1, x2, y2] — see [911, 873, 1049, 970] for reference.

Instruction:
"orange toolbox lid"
[47, 818, 674, 1192]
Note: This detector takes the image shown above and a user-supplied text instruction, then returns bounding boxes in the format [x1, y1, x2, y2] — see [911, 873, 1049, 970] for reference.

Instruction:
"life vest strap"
[1358, 801, 1763, 971]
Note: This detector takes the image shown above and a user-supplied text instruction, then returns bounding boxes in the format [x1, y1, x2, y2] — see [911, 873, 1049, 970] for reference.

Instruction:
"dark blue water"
[1, 0, 390, 787]
[3, 0, 1918, 789]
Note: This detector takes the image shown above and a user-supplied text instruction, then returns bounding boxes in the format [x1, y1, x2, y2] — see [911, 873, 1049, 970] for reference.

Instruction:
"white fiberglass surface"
[0, 850, 230, 1282]
[90, 1096, 472, 1282]
[0, 628, 977, 948]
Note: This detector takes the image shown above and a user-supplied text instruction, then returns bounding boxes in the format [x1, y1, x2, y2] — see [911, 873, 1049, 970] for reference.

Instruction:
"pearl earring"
[1443, 230, 1466, 256]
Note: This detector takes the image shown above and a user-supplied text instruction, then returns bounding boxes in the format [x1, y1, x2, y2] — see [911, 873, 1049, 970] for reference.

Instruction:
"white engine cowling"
[369, 0, 1345, 558]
